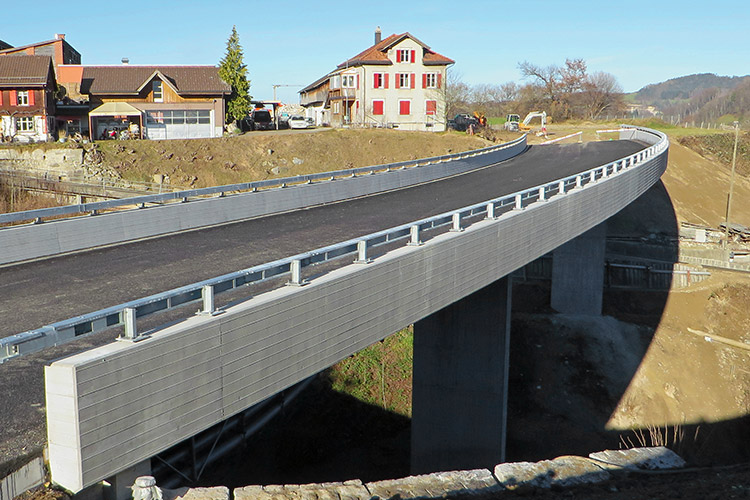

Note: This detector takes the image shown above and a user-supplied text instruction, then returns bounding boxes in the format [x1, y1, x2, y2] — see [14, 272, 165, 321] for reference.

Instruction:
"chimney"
[55, 33, 65, 40]
[374, 26, 382, 45]
[121, 58, 129, 65]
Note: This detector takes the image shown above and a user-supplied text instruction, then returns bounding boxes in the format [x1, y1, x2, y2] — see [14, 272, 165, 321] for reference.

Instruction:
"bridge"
[0, 126, 669, 498]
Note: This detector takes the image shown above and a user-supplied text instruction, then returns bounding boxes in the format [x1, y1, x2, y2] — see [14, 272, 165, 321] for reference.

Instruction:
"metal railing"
[0, 127, 668, 362]
[0, 136, 526, 225]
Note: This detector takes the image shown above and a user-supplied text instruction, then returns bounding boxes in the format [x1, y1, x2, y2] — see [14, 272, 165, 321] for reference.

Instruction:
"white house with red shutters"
[300, 29, 454, 131]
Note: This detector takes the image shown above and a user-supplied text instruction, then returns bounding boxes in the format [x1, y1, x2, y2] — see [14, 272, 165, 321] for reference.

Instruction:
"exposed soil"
[90, 128, 498, 189]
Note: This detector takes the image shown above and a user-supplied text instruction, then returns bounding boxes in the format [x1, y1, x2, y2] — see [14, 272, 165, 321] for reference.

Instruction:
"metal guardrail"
[0, 127, 668, 362]
[0, 137, 525, 225]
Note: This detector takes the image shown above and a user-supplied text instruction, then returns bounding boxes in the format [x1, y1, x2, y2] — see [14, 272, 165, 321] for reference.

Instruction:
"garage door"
[145, 110, 212, 139]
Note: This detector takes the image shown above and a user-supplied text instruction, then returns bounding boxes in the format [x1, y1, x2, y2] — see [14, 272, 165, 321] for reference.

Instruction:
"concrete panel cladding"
[0, 138, 526, 265]
[46, 129, 667, 491]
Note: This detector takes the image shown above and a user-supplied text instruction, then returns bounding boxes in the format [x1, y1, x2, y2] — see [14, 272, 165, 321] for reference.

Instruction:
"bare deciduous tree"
[518, 61, 561, 103]
[582, 71, 623, 119]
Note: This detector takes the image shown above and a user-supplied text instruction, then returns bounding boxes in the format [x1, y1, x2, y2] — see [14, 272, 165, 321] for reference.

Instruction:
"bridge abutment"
[411, 276, 511, 474]
[550, 222, 606, 315]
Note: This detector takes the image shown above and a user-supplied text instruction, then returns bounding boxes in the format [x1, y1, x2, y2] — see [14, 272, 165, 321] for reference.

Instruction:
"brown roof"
[0, 38, 58, 55]
[0, 55, 54, 87]
[81, 66, 230, 95]
[337, 32, 454, 68]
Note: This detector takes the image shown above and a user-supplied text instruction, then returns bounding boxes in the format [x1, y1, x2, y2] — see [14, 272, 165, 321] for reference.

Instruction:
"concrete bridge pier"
[411, 276, 512, 474]
[550, 223, 607, 315]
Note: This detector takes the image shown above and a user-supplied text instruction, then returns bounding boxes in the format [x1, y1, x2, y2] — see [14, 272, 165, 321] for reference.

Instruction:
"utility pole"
[724, 121, 740, 249]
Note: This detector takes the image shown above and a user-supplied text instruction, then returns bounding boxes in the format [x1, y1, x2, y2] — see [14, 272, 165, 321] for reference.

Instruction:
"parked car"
[243, 108, 275, 131]
[288, 115, 311, 129]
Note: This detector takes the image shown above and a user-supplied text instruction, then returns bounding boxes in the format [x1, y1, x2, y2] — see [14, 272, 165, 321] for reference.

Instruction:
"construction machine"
[503, 114, 520, 132]
[519, 111, 547, 132]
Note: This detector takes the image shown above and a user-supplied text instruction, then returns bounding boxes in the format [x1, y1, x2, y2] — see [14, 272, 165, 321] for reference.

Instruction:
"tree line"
[446, 58, 625, 122]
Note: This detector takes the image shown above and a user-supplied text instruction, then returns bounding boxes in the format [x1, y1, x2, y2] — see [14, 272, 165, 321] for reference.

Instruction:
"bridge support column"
[550, 222, 606, 315]
[103, 459, 151, 500]
[411, 276, 511, 474]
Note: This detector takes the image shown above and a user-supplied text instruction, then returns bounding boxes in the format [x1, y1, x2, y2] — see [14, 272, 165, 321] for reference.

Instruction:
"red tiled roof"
[337, 32, 454, 68]
[81, 66, 230, 95]
[0, 55, 54, 87]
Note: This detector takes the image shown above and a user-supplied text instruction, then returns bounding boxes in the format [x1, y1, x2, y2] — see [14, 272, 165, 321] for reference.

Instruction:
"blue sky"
[3, 0, 748, 104]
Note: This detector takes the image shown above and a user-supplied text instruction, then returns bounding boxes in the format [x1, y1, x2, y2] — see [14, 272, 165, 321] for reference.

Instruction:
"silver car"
[288, 115, 311, 129]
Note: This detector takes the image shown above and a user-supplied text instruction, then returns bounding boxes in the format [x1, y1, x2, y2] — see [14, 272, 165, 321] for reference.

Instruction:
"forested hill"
[632, 73, 750, 124]
[634, 73, 748, 104]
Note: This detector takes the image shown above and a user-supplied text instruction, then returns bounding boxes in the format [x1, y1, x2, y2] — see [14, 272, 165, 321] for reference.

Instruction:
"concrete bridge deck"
[0, 138, 652, 489]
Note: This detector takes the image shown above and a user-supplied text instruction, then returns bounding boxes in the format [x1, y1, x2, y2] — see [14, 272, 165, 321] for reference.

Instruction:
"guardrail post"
[198, 285, 220, 315]
[538, 187, 546, 202]
[558, 180, 565, 195]
[122, 307, 138, 341]
[408, 225, 423, 246]
[576, 175, 582, 189]
[287, 259, 308, 286]
[485, 203, 495, 220]
[450, 213, 464, 232]
[354, 240, 371, 264]
[514, 194, 523, 210]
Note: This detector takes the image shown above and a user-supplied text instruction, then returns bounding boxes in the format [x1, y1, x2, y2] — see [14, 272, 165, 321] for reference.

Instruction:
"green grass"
[329, 327, 414, 416]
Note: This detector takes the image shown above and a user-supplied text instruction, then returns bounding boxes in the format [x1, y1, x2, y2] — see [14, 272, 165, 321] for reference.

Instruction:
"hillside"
[631, 73, 750, 125]
[634, 73, 748, 105]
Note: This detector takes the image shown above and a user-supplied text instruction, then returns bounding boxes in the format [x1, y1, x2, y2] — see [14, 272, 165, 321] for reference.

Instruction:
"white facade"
[303, 33, 451, 132]
[1, 115, 54, 142]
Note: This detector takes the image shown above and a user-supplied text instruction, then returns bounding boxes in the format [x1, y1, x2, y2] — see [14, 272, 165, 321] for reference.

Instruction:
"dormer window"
[153, 81, 163, 102]
[396, 49, 415, 63]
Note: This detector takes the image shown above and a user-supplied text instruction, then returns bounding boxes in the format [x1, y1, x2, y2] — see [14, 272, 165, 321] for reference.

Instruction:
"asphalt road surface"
[0, 140, 647, 473]
[0, 140, 646, 340]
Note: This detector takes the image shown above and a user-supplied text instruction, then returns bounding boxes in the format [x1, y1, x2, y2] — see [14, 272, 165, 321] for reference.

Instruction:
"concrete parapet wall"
[0, 141, 525, 265]
[45, 148, 667, 493]
[0, 457, 45, 500]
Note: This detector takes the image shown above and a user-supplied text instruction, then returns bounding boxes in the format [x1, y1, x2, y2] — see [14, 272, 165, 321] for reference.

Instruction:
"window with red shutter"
[0, 91, 3, 106]
[384, 73, 389, 89]
[28, 90, 35, 106]
[373, 74, 380, 89]
[437, 73, 442, 89]
[410, 73, 415, 89]
[395, 74, 400, 89]
[411, 50, 415, 63]
[372, 100, 384, 115]
[10, 90, 17, 105]
[426, 100, 437, 115]
[399, 100, 411, 115]
[422, 74, 427, 89]
[396, 50, 401, 63]
[356, 74, 360, 90]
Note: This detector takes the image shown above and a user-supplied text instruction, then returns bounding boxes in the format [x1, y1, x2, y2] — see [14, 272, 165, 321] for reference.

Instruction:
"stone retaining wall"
[231, 447, 684, 500]
[0, 148, 84, 173]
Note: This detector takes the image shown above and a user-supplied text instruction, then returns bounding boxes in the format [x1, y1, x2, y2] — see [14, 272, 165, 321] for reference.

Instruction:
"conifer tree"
[219, 26, 251, 125]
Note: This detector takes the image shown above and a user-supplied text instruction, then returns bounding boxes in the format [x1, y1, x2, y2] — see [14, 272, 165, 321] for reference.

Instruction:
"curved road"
[0, 141, 645, 340]
[0, 138, 650, 475]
